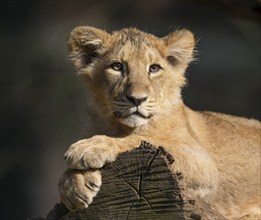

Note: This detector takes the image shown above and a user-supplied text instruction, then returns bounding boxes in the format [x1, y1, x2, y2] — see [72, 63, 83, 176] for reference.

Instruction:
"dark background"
[1, 0, 260, 219]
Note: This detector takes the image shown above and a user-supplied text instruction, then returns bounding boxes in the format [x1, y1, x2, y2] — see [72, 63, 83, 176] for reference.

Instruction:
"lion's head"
[67, 26, 195, 128]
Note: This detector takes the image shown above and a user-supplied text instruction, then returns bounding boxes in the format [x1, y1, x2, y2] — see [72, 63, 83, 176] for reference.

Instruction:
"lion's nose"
[126, 95, 148, 106]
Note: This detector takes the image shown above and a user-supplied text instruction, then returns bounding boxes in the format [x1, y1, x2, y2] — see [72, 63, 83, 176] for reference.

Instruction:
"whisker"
[113, 101, 131, 107]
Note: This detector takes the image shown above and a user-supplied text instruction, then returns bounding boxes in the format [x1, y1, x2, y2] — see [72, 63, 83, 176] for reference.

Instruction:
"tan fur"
[59, 26, 261, 219]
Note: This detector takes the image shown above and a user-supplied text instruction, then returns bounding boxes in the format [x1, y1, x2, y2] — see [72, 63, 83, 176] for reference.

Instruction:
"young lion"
[58, 26, 261, 219]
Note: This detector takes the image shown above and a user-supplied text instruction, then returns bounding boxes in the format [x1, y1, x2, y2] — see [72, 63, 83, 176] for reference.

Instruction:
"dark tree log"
[29, 141, 226, 220]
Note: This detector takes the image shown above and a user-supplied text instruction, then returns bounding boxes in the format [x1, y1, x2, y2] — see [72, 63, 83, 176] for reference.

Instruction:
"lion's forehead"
[108, 38, 162, 66]
[119, 45, 157, 63]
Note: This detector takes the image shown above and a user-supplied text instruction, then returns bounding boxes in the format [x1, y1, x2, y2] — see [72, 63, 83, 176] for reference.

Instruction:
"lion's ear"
[67, 26, 111, 72]
[163, 29, 195, 66]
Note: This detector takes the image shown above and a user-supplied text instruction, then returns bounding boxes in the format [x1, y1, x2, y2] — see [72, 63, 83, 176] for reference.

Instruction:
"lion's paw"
[64, 136, 118, 169]
[58, 169, 101, 211]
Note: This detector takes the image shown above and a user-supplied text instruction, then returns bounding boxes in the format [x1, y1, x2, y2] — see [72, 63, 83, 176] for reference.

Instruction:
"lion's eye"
[149, 64, 162, 73]
[110, 62, 123, 71]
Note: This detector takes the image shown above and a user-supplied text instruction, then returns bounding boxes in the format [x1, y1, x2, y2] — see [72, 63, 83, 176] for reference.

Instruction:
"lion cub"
[58, 26, 261, 219]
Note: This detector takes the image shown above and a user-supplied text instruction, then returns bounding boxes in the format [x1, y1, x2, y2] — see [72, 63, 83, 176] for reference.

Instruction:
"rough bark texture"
[29, 141, 226, 220]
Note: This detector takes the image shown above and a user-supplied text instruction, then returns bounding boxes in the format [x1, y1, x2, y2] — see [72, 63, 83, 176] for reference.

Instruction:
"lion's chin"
[119, 114, 150, 128]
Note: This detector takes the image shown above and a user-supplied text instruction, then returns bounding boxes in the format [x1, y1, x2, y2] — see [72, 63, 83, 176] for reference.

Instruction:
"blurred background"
[1, 0, 260, 219]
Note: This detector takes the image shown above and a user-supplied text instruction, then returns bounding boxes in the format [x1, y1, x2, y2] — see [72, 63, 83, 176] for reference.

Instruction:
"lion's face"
[68, 26, 195, 128]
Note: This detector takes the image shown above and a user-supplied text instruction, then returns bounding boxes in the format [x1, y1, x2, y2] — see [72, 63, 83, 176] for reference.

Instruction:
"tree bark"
[29, 141, 226, 220]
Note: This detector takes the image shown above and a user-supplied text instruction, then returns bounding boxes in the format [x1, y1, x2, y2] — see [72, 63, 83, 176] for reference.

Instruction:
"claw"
[89, 181, 99, 188]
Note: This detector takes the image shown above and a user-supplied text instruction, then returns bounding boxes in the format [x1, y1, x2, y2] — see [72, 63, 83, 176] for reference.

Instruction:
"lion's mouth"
[132, 111, 152, 119]
[113, 110, 153, 119]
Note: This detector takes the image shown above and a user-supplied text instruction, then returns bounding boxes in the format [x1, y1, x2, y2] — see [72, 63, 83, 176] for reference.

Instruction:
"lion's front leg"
[60, 135, 136, 210]
[64, 135, 121, 170]
[59, 135, 117, 211]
